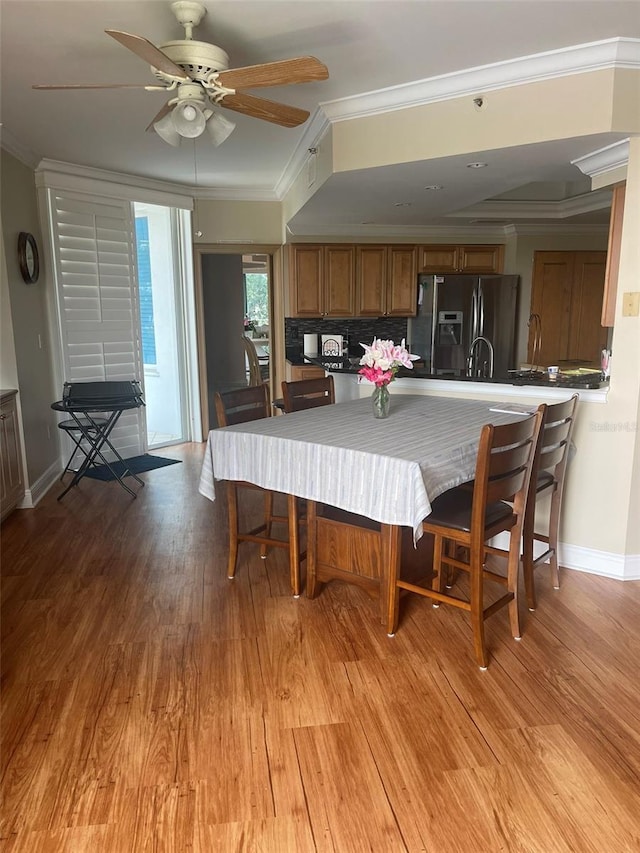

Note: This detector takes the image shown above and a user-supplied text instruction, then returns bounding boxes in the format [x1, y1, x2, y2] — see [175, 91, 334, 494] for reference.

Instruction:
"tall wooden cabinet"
[356, 245, 417, 316]
[1, 390, 24, 522]
[528, 251, 608, 365]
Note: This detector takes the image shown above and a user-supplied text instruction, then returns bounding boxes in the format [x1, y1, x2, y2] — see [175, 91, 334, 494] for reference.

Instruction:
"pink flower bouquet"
[358, 338, 419, 386]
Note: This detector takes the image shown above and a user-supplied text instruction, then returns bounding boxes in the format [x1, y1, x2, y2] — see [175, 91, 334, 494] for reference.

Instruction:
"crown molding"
[448, 188, 612, 221]
[35, 158, 194, 208]
[571, 138, 630, 177]
[0, 127, 39, 169]
[285, 220, 607, 239]
[190, 186, 279, 201]
[320, 37, 640, 122]
[274, 111, 331, 200]
[502, 222, 608, 236]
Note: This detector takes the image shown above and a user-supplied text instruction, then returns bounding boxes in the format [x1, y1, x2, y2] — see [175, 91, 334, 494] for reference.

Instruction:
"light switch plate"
[622, 292, 640, 317]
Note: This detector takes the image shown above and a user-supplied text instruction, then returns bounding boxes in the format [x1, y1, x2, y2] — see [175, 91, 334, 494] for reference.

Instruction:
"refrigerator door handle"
[471, 288, 478, 341]
[478, 282, 485, 334]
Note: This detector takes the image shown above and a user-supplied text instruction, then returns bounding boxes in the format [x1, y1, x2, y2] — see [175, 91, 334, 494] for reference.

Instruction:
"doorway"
[196, 249, 275, 430]
[133, 203, 192, 448]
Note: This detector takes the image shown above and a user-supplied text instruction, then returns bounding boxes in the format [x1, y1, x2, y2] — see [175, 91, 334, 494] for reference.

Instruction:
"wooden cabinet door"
[387, 246, 417, 316]
[324, 246, 355, 316]
[290, 245, 323, 316]
[356, 246, 387, 316]
[0, 393, 24, 522]
[286, 364, 326, 381]
[528, 251, 607, 365]
[419, 245, 458, 273]
[529, 252, 573, 364]
[568, 253, 608, 362]
[458, 245, 503, 273]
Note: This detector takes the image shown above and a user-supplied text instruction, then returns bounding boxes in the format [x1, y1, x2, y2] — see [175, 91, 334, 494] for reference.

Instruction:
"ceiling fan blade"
[145, 102, 175, 132]
[220, 92, 310, 128]
[216, 56, 329, 90]
[33, 83, 152, 90]
[105, 29, 190, 81]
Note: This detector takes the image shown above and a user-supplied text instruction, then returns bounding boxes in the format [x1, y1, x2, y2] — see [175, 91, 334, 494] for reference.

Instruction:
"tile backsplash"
[285, 317, 408, 357]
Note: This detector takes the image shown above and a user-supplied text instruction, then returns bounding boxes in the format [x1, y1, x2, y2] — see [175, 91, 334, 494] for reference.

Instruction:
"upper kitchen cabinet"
[419, 244, 504, 273]
[288, 245, 355, 317]
[356, 246, 418, 317]
[528, 250, 608, 365]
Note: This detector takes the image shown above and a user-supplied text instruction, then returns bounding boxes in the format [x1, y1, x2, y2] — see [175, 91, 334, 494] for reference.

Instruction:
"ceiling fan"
[33, 0, 329, 147]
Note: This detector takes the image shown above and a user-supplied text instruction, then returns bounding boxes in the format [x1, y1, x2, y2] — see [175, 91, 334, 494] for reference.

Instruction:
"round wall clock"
[18, 232, 39, 284]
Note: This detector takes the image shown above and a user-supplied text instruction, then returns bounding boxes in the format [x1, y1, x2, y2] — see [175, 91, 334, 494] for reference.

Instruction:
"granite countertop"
[288, 353, 608, 390]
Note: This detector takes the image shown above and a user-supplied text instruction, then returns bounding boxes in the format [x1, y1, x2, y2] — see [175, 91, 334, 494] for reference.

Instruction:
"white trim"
[17, 460, 60, 508]
[571, 139, 630, 178]
[560, 544, 640, 581]
[449, 189, 613, 222]
[320, 38, 640, 122]
[0, 129, 39, 169]
[490, 532, 639, 580]
[36, 159, 194, 209]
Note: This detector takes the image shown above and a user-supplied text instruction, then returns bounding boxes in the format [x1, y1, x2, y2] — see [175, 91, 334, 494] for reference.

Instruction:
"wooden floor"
[2, 443, 640, 852]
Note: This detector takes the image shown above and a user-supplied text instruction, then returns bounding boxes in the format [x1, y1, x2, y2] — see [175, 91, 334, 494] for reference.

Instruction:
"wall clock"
[18, 232, 39, 284]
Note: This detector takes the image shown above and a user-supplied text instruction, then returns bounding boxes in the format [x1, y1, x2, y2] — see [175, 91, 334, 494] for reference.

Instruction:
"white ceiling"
[2, 0, 639, 232]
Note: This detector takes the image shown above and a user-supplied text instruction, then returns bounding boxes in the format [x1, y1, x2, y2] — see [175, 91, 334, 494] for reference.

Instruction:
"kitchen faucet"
[467, 336, 495, 378]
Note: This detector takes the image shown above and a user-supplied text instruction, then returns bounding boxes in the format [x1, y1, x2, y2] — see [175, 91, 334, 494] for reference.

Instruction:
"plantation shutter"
[49, 189, 145, 458]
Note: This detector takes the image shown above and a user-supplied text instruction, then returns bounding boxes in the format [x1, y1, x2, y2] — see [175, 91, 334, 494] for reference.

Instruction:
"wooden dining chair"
[281, 376, 335, 413]
[214, 384, 301, 596]
[241, 336, 264, 387]
[522, 394, 578, 611]
[386, 411, 542, 669]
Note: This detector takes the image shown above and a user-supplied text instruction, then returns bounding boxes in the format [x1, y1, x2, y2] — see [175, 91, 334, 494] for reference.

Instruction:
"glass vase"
[372, 384, 391, 419]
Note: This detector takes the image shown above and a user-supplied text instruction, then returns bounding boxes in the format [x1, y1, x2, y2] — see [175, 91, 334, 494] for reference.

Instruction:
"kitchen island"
[286, 353, 609, 404]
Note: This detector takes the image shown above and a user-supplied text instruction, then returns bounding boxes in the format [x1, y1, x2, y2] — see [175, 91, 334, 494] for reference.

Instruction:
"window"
[135, 216, 157, 366]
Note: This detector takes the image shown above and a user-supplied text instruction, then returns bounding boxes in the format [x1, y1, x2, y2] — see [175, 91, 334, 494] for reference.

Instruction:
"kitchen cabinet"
[356, 245, 417, 316]
[286, 363, 326, 381]
[1, 390, 24, 522]
[288, 245, 355, 317]
[528, 251, 608, 366]
[419, 244, 504, 273]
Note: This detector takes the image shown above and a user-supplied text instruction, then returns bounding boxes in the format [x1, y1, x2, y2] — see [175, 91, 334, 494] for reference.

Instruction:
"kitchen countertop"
[288, 354, 608, 390]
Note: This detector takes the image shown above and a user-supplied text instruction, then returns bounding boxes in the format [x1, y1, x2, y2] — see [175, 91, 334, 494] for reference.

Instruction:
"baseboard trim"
[490, 533, 640, 581]
[17, 461, 61, 509]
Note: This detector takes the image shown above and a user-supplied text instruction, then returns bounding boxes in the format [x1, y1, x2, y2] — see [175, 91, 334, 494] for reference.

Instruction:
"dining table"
[198, 393, 535, 621]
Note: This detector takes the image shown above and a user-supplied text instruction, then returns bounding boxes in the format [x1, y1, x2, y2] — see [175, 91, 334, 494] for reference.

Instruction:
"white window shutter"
[49, 190, 146, 459]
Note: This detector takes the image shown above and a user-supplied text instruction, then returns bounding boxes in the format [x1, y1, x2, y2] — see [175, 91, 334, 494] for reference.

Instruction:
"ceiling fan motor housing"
[153, 40, 230, 83]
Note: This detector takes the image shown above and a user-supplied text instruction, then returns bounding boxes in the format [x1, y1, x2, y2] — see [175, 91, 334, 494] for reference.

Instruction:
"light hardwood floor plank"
[2, 442, 640, 851]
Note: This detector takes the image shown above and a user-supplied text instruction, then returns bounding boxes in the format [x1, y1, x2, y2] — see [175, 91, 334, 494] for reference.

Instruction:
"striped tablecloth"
[198, 394, 528, 540]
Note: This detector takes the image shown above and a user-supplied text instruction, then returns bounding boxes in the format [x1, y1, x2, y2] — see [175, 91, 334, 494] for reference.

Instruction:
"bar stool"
[58, 417, 109, 480]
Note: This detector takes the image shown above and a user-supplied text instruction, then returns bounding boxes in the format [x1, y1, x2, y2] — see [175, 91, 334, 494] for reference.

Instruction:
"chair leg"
[431, 533, 445, 606]
[260, 491, 274, 559]
[226, 482, 240, 579]
[287, 493, 301, 597]
[522, 500, 538, 612]
[469, 550, 488, 669]
[506, 539, 522, 642]
[548, 491, 561, 590]
[306, 501, 319, 599]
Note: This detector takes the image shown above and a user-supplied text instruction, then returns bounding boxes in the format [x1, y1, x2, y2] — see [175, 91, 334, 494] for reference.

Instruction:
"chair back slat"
[215, 384, 270, 427]
[241, 337, 264, 387]
[530, 394, 579, 493]
[473, 413, 542, 529]
[281, 376, 335, 413]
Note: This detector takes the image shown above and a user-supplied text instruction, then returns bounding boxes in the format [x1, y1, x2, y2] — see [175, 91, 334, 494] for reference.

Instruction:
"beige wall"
[193, 199, 283, 245]
[0, 150, 58, 487]
[332, 70, 639, 174]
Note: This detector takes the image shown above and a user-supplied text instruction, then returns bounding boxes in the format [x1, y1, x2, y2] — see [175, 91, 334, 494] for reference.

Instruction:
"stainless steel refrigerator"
[408, 274, 519, 378]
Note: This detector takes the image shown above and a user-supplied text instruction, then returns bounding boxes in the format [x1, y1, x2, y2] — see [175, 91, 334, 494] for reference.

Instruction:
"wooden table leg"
[287, 493, 301, 597]
[381, 523, 402, 630]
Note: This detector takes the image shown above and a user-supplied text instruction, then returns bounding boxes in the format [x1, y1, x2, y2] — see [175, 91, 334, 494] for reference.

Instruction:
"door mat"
[84, 455, 181, 481]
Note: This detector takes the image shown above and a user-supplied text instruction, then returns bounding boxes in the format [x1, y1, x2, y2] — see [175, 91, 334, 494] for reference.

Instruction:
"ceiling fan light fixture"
[154, 110, 182, 146]
[173, 99, 207, 137]
[206, 110, 236, 146]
